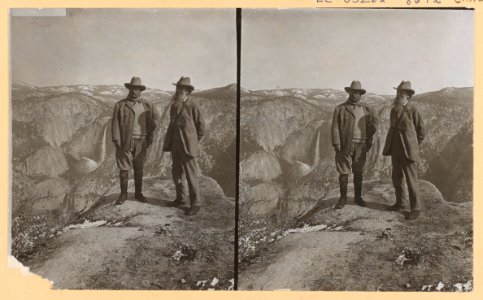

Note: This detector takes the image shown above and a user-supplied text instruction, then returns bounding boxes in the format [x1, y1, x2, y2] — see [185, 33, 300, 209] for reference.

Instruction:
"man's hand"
[114, 140, 121, 148]
[366, 140, 373, 152]
[333, 145, 341, 152]
[146, 136, 153, 148]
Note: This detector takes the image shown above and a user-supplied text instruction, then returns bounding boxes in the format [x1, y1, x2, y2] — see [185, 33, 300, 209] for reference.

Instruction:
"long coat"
[162, 98, 205, 157]
[331, 101, 379, 155]
[382, 102, 426, 162]
[111, 98, 159, 151]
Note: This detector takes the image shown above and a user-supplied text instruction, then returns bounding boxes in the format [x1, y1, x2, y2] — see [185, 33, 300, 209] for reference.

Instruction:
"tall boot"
[353, 172, 366, 207]
[115, 170, 129, 205]
[134, 170, 146, 203]
[334, 174, 348, 209]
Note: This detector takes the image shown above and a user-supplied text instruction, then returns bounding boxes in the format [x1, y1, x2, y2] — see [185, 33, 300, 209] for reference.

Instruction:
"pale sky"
[11, 9, 236, 90]
[242, 9, 474, 94]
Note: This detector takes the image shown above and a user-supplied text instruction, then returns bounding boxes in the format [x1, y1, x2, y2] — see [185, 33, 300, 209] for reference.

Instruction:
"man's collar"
[393, 101, 409, 110]
[346, 100, 362, 107]
[127, 96, 143, 103]
[174, 96, 189, 103]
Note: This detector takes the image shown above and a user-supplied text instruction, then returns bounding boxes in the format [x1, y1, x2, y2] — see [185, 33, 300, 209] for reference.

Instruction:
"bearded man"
[162, 77, 205, 216]
[382, 81, 426, 220]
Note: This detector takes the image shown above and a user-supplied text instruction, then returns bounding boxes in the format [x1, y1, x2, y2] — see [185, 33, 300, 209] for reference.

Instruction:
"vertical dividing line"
[234, 7, 241, 291]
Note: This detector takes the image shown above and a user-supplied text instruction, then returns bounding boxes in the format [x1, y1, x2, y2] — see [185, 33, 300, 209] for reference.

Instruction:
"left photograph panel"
[9, 8, 236, 290]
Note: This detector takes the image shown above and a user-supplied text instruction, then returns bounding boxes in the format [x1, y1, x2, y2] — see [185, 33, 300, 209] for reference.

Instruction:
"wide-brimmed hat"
[124, 76, 146, 91]
[344, 81, 366, 95]
[173, 76, 194, 92]
[394, 80, 415, 95]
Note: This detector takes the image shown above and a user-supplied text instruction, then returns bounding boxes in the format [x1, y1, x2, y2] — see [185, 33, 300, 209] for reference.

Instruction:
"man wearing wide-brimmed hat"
[163, 77, 205, 216]
[331, 81, 379, 209]
[112, 76, 159, 205]
[383, 81, 426, 220]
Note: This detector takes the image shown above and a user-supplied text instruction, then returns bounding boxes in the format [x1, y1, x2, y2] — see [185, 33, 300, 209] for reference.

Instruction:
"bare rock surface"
[26, 176, 235, 290]
[240, 180, 472, 291]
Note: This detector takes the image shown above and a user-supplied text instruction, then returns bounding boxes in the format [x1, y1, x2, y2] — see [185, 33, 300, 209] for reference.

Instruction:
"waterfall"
[98, 125, 108, 163]
[310, 126, 321, 166]
[77, 124, 108, 174]
[293, 126, 322, 178]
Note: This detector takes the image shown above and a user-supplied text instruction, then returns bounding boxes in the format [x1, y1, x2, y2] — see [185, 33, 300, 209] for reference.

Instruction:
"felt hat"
[124, 76, 146, 91]
[394, 80, 415, 95]
[344, 81, 366, 95]
[173, 76, 195, 92]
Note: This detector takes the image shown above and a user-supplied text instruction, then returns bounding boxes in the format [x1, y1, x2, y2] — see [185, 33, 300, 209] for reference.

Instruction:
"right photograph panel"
[239, 9, 474, 291]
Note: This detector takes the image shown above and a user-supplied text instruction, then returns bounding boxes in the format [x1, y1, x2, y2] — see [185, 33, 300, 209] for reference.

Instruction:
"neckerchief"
[348, 101, 362, 107]
[128, 96, 142, 104]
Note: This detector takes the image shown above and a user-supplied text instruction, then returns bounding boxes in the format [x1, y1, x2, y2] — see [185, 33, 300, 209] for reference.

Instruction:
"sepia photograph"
[10, 8, 236, 290]
[6, 4, 479, 296]
[238, 8, 474, 291]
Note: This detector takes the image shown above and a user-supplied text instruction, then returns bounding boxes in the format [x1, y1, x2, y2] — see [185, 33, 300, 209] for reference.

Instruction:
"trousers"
[171, 129, 201, 207]
[335, 141, 367, 175]
[390, 136, 421, 211]
[116, 137, 147, 171]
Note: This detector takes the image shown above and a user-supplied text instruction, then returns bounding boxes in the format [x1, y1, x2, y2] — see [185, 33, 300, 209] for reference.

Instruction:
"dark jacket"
[382, 102, 426, 162]
[112, 98, 159, 151]
[331, 100, 379, 155]
[162, 97, 205, 157]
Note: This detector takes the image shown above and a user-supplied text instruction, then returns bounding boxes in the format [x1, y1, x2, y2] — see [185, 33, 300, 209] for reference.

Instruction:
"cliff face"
[240, 87, 473, 218]
[11, 82, 236, 215]
[11, 83, 472, 219]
